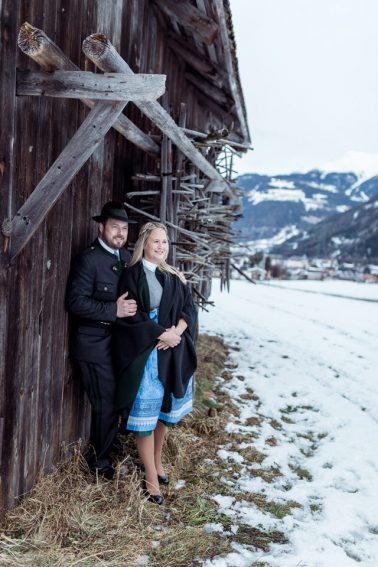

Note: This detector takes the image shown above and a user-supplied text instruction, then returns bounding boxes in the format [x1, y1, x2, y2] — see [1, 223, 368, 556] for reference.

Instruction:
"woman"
[113, 222, 197, 504]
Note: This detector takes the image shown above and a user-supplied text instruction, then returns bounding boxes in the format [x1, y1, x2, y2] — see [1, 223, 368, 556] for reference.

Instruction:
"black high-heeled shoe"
[142, 479, 163, 505]
[146, 492, 164, 505]
[157, 474, 169, 485]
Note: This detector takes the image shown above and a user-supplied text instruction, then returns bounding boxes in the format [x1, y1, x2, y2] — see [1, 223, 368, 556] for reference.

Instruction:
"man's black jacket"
[66, 239, 131, 364]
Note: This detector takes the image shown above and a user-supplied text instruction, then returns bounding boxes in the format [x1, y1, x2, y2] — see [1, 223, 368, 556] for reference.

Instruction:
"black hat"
[92, 201, 137, 223]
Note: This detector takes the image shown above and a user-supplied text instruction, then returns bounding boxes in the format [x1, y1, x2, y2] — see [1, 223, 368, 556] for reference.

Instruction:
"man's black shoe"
[93, 464, 116, 481]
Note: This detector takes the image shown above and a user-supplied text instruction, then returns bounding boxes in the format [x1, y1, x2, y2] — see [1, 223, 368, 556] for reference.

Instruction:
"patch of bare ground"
[235, 526, 288, 551]
[0, 334, 290, 566]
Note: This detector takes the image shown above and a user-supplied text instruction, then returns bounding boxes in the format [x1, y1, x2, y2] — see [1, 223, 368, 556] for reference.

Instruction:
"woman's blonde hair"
[129, 222, 186, 282]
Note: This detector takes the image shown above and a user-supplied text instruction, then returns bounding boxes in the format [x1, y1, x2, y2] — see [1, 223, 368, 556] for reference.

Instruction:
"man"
[66, 201, 137, 479]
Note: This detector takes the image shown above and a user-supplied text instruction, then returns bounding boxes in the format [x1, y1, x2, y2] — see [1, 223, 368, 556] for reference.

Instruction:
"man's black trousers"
[76, 360, 119, 470]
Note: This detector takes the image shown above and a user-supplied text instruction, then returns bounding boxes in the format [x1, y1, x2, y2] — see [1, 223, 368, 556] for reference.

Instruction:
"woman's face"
[143, 228, 169, 264]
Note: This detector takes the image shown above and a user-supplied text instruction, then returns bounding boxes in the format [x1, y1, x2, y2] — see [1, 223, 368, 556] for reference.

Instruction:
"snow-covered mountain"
[234, 169, 378, 259]
[273, 193, 378, 261]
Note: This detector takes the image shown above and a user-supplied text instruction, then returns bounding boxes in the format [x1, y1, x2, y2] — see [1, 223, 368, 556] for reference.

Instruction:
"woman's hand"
[158, 326, 181, 348]
[157, 319, 188, 350]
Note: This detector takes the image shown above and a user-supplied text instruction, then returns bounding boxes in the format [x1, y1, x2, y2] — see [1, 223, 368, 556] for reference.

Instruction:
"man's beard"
[111, 237, 126, 249]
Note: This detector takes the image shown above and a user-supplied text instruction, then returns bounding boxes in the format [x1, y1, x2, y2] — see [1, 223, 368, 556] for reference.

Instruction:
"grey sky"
[230, 0, 378, 175]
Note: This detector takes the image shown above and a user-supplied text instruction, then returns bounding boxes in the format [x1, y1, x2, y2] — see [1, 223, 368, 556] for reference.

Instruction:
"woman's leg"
[135, 434, 160, 496]
[154, 420, 168, 477]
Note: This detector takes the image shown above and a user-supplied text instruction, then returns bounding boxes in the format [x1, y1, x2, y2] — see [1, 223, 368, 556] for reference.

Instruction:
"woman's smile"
[143, 228, 169, 264]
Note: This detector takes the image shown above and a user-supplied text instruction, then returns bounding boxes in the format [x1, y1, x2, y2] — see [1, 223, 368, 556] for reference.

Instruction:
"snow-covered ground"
[200, 279, 378, 567]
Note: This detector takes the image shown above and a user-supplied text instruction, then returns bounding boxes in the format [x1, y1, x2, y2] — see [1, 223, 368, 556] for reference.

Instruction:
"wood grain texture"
[17, 70, 166, 101]
[153, 0, 219, 45]
[10, 101, 126, 260]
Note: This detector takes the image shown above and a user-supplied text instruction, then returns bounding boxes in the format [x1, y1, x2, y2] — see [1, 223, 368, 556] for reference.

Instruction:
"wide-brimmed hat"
[92, 201, 137, 223]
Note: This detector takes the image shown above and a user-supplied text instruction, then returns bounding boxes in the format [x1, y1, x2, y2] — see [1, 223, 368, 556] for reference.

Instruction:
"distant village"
[232, 251, 378, 283]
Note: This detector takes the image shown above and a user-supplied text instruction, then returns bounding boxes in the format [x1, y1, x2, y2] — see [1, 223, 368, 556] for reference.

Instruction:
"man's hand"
[116, 292, 137, 318]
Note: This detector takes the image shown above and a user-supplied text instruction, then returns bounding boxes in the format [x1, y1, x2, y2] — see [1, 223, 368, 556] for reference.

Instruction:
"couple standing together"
[66, 202, 197, 505]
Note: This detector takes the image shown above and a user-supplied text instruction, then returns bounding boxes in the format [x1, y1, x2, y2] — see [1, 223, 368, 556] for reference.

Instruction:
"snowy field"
[199, 279, 378, 567]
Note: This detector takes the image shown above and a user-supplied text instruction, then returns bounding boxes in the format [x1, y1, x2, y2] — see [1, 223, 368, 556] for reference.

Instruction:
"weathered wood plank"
[152, 0, 219, 45]
[9, 101, 126, 260]
[205, 179, 228, 193]
[160, 134, 168, 223]
[186, 71, 231, 109]
[16, 70, 166, 101]
[196, 0, 218, 64]
[167, 34, 214, 76]
[181, 126, 207, 139]
[82, 34, 230, 192]
[212, 0, 250, 143]
[0, 0, 18, 510]
[17, 22, 159, 155]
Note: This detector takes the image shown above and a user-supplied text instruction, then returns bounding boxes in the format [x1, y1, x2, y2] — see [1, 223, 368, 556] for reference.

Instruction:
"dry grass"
[235, 526, 288, 551]
[0, 334, 290, 565]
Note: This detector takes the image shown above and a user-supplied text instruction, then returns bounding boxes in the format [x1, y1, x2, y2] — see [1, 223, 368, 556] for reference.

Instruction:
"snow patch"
[200, 279, 378, 566]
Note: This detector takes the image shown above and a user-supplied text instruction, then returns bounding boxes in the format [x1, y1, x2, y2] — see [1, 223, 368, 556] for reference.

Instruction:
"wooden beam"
[185, 71, 232, 109]
[196, 90, 236, 132]
[167, 35, 215, 77]
[152, 0, 219, 45]
[126, 191, 160, 198]
[205, 179, 227, 193]
[17, 22, 159, 156]
[9, 101, 126, 260]
[181, 126, 207, 139]
[195, 0, 218, 64]
[82, 34, 230, 193]
[16, 70, 166, 101]
[212, 0, 250, 143]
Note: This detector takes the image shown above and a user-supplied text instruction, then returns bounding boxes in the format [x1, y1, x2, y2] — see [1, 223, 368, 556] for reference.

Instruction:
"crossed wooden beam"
[8, 22, 229, 261]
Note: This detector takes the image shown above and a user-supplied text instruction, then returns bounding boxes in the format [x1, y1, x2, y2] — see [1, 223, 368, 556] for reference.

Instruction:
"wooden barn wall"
[0, 0, 230, 511]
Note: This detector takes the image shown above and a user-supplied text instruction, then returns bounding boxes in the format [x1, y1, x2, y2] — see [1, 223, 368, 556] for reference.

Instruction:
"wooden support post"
[9, 101, 126, 260]
[82, 34, 231, 193]
[166, 137, 173, 225]
[160, 135, 168, 224]
[17, 22, 159, 156]
[16, 70, 166, 101]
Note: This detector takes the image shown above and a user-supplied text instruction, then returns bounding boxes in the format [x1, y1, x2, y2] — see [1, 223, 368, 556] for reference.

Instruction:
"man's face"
[99, 218, 129, 249]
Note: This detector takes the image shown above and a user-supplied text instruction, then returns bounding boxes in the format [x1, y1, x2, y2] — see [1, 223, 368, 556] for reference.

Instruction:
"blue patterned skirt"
[125, 309, 193, 433]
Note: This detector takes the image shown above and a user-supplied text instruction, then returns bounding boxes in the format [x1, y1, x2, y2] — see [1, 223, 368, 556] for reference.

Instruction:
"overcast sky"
[230, 0, 378, 176]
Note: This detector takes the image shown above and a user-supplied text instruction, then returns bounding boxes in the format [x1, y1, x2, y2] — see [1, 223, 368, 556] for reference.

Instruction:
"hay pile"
[0, 335, 232, 566]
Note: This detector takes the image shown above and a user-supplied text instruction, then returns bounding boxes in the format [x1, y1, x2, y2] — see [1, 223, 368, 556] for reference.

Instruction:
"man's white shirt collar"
[98, 238, 120, 258]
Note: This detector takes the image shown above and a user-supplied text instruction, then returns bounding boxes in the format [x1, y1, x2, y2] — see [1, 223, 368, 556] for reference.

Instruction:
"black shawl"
[113, 262, 197, 414]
